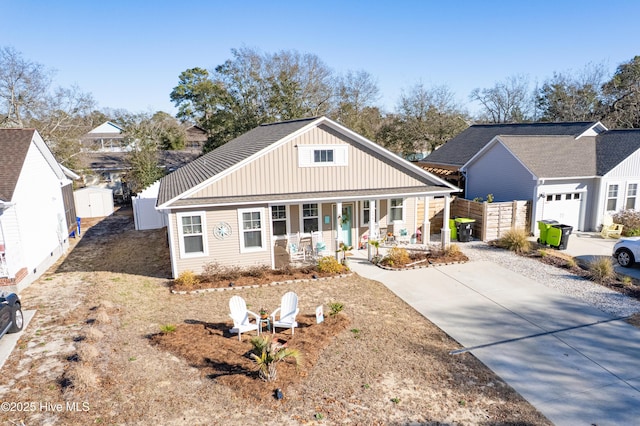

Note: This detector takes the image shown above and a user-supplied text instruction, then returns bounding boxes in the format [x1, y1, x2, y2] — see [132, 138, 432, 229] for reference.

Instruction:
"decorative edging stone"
[375, 260, 468, 271]
[171, 273, 353, 295]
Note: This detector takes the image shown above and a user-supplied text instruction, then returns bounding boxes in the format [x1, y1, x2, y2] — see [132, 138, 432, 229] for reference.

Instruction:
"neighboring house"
[186, 125, 208, 151]
[157, 116, 459, 278]
[0, 128, 76, 290]
[455, 126, 640, 234]
[421, 122, 605, 191]
[80, 121, 127, 152]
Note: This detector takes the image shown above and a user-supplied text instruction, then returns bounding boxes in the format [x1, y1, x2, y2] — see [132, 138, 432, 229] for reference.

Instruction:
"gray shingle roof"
[422, 122, 597, 167]
[497, 135, 597, 178]
[596, 129, 640, 175]
[0, 128, 35, 201]
[158, 117, 318, 206]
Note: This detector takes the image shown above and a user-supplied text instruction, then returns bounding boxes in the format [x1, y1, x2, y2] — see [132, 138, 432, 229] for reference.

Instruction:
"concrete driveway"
[349, 257, 640, 426]
[0, 310, 35, 369]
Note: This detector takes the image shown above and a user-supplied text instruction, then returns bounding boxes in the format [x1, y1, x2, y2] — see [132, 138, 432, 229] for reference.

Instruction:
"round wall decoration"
[213, 221, 232, 240]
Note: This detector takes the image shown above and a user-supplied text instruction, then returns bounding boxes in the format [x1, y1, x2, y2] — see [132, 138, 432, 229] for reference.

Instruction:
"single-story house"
[157, 116, 459, 278]
[448, 125, 640, 234]
[0, 128, 77, 290]
[421, 121, 606, 193]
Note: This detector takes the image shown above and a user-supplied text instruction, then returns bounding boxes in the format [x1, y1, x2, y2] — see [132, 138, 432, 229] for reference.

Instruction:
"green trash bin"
[547, 224, 573, 250]
[537, 219, 559, 245]
[448, 219, 457, 241]
[454, 218, 476, 242]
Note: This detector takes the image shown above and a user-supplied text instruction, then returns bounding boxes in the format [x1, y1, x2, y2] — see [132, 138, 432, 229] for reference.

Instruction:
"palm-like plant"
[249, 335, 302, 382]
[369, 239, 380, 256]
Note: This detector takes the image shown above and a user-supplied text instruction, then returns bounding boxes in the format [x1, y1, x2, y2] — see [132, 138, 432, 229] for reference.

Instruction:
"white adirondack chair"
[271, 291, 299, 336]
[287, 233, 306, 262]
[229, 295, 260, 341]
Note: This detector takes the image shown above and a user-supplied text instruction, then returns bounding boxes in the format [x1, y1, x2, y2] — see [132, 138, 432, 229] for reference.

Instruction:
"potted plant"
[337, 242, 353, 267]
[259, 308, 269, 320]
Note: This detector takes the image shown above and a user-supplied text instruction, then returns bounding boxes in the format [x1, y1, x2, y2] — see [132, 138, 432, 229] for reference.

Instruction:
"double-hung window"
[389, 198, 404, 222]
[178, 212, 207, 256]
[302, 203, 319, 233]
[239, 208, 266, 252]
[271, 205, 287, 236]
[626, 183, 637, 210]
[361, 201, 371, 226]
[607, 184, 619, 211]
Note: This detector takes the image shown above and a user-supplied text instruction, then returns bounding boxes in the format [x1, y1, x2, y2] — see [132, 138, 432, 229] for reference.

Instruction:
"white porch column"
[335, 201, 342, 260]
[441, 194, 451, 249]
[422, 196, 431, 246]
[368, 199, 376, 260]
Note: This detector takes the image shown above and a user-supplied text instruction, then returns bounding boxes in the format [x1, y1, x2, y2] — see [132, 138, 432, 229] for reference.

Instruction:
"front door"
[332, 204, 353, 247]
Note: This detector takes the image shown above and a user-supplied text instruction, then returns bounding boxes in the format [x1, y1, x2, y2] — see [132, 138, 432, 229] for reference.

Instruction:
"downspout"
[532, 178, 544, 235]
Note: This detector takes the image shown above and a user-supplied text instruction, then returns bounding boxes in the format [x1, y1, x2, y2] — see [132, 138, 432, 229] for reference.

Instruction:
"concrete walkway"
[349, 256, 640, 426]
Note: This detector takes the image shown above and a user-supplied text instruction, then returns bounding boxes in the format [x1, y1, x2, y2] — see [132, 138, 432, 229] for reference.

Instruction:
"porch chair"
[228, 295, 260, 341]
[311, 231, 327, 257]
[287, 233, 306, 262]
[271, 291, 299, 336]
[601, 214, 624, 239]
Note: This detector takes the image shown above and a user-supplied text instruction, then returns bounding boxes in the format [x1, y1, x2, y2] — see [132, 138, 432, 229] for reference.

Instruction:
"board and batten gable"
[465, 140, 536, 202]
[186, 124, 429, 201]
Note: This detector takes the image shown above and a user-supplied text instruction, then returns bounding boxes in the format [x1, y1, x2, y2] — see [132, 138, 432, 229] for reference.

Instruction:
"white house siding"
[170, 205, 272, 277]
[0, 206, 24, 277]
[535, 179, 594, 232]
[188, 126, 428, 200]
[466, 143, 536, 202]
[13, 142, 69, 284]
[597, 149, 640, 227]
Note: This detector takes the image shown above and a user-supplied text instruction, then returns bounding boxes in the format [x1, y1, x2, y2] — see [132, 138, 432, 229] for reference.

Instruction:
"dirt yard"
[0, 207, 551, 425]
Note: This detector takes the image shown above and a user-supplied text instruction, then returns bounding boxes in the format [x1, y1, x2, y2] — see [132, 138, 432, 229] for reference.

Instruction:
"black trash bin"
[455, 218, 476, 242]
[548, 224, 573, 250]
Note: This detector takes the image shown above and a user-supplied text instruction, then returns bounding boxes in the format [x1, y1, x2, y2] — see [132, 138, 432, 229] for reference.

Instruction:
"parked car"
[0, 291, 23, 338]
[613, 237, 640, 267]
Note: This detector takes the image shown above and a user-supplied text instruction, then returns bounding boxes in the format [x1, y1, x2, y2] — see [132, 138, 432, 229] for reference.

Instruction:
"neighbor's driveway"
[349, 257, 640, 426]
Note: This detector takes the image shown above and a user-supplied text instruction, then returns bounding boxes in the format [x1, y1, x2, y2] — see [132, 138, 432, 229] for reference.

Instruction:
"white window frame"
[238, 208, 267, 253]
[298, 144, 348, 167]
[271, 205, 289, 238]
[606, 184, 619, 212]
[388, 198, 405, 223]
[626, 183, 638, 210]
[361, 200, 371, 227]
[301, 203, 321, 233]
[176, 211, 208, 258]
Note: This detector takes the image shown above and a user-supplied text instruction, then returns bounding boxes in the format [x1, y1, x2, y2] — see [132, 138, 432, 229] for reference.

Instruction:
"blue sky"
[2, 1, 639, 117]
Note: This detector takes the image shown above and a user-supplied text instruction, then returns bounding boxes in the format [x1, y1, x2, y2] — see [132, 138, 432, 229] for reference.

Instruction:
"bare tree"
[470, 75, 533, 123]
[332, 70, 381, 139]
[602, 55, 640, 128]
[0, 46, 52, 126]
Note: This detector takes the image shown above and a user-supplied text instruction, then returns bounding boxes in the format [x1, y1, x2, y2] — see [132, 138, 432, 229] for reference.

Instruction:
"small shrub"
[496, 229, 531, 254]
[620, 276, 633, 286]
[201, 262, 242, 281]
[538, 249, 548, 257]
[588, 257, 615, 283]
[77, 343, 99, 362]
[67, 364, 99, 390]
[384, 247, 411, 266]
[243, 265, 269, 279]
[85, 327, 104, 342]
[94, 308, 111, 325]
[273, 264, 295, 276]
[249, 335, 302, 382]
[160, 324, 177, 334]
[486, 193, 494, 203]
[391, 397, 400, 404]
[328, 301, 344, 316]
[174, 271, 200, 288]
[612, 209, 640, 237]
[445, 244, 461, 257]
[565, 257, 578, 269]
[317, 256, 344, 274]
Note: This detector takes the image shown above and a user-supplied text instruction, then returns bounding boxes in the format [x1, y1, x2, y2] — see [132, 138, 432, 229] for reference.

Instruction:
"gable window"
[314, 149, 334, 163]
[389, 198, 404, 222]
[177, 212, 207, 256]
[302, 203, 319, 233]
[239, 208, 266, 252]
[607, 184, 618, 211]
[271, 205, 287, 236]
[627, 183, 638, 210]
[298, 145, 348, 167]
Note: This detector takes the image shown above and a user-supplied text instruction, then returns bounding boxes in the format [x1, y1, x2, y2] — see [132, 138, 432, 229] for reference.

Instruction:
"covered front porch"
[269, 192, 454, 268]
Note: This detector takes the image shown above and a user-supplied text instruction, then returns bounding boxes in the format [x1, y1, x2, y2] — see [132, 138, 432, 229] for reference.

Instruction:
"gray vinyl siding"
[466, 143, 536, 202]
[188, 125, 428, 200]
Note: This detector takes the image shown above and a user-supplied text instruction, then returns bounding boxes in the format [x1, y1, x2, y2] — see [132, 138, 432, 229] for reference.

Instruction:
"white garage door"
[541, 192, 582, 230]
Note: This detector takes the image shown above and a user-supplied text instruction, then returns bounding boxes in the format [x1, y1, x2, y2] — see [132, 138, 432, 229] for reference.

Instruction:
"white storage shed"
[133, 181, 167, 230]
[74, 187, 114, 218]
